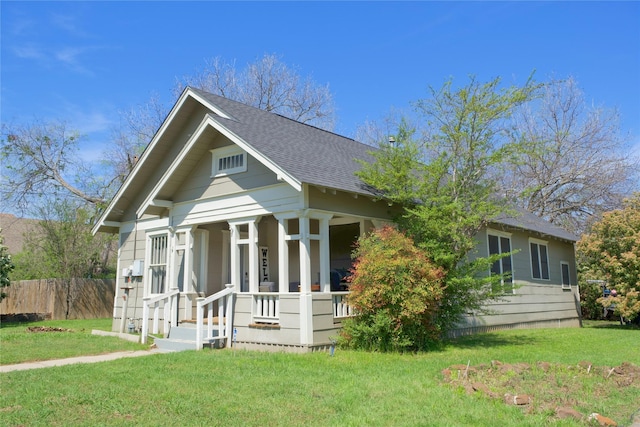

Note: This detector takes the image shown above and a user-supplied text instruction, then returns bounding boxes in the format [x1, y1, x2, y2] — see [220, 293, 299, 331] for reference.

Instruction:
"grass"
[0, 320, 638, 426]
[0, 318, 148, 365]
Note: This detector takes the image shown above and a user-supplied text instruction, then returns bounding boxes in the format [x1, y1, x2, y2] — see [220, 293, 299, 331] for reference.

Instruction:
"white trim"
[487, 231, 515, 294]
[528, 238, 550, 281]
[93, 87, 201, 235]
[210, 145, 247, 177]
[560, 261, 571, 289]
[145, 231, 170, 297]
[93, 87, 302, 234]
[136, 114, 213, 217]
[208, 114, 302, 192]
[529, 237, 549, 245]
[486, 227, 512, 238]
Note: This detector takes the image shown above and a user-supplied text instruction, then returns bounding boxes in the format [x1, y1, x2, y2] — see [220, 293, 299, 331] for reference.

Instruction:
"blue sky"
[2, 1, 639, 162]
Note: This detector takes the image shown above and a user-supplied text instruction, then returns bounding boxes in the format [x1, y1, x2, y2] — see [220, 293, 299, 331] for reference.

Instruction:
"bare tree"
[107, 54, 336, 183]
[105, 93, 167, 184]
[502, 77, 639, 234]
[175, 54, 336, 130]
[1, 120, 114, 211]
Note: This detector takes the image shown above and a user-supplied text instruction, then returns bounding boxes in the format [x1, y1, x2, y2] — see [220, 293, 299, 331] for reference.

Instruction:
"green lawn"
[0, 318, 148, 365]
[0, 320, 638, 426]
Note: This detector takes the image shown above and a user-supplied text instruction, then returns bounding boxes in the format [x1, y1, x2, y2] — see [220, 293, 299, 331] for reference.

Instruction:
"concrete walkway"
[0, 350, 160, 373]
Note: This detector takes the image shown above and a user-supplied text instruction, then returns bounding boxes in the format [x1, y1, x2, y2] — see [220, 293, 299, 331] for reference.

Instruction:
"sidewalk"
[0, 350, 160, 373]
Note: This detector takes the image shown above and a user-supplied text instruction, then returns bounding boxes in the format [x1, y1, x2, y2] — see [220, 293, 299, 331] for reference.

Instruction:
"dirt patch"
[442, 360, 640, 425]
[26, 326, 72, 333]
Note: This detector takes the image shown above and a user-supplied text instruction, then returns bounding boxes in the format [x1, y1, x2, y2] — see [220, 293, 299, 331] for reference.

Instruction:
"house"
[93, 87, 581, 352]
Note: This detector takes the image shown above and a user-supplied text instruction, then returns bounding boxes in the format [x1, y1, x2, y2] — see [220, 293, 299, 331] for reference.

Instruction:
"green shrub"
[339, 226, 445, 352]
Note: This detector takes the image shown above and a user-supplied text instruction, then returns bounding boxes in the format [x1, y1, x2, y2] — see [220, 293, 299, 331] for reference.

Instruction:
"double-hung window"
[488, 231, 513, 294]
[530, 239, 550, 280]
[149, 234, 168, 294]
[560, 261, 571, 289]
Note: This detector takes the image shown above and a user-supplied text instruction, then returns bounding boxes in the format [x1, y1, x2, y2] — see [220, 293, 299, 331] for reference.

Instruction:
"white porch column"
[183, 227, 194, 320]
[319, 217, 331, 293]
[298, 216, 311, 293]
[229, 217, 261, 293]
[298, 215, 313, 344]
[277, 217, 289, 293]
[248, 219, 259, 293]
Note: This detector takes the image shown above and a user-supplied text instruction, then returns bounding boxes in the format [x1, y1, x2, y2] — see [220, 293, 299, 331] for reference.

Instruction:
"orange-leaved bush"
[577, 193, 640, 324]
[339, 226, 445, 351]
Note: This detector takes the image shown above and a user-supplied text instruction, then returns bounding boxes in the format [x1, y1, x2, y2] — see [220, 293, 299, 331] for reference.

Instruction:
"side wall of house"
[455, 227, 581, 335]
[111, 217, 168, 333]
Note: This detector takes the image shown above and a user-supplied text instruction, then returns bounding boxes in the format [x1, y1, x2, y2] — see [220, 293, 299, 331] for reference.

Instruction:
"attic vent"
[211, 146, 247, 177]
[219, 153, 244, 171]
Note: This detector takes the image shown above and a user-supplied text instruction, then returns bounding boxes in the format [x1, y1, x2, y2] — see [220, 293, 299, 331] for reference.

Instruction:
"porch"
[140, 286, 355, 352]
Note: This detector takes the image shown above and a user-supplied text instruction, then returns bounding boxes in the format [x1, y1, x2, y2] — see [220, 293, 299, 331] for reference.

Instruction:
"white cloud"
[12, 44, 47, 61]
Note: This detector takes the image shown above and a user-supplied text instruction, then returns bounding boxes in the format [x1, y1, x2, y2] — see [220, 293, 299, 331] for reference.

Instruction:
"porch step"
[153, 324, 221, 352]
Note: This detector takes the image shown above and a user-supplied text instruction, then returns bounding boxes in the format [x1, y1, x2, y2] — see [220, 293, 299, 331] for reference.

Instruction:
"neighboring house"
[0, 213, 40, 255]
[93, 87, 580, 352]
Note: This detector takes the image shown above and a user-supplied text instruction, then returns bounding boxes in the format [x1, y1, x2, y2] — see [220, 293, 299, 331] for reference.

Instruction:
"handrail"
[140, 288, 180, 344]
[196, 283, 235, 350]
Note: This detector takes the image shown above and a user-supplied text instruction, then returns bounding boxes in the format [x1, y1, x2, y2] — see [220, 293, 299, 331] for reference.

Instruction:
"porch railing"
[196, 283, 235, 350]
[141, 288, 180, 344]
[332, 292, 355, 319]
[253, 293, 279, 323]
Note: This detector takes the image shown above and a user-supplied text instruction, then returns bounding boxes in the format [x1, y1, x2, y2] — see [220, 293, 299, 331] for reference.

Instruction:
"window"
[488, 232, 513, 294]
[211, 146, 247, 177]
[149, 234, 168, 294]
[530, 239, 550, 280]
[561, 262, 571, 289]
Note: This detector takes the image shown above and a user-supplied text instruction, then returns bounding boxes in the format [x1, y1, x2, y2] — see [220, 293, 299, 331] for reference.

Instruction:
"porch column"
[298, 215, 313, 344]
[248, 219, 259, 293]
[299, 216, 311, 293]
[228, 217, 261, 293]
[319, 217, 331, 293]
[182, 227, 194, 320]
[276, 217, 289, 293]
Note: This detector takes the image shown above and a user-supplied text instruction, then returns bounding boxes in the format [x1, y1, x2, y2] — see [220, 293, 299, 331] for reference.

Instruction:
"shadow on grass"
[443, 332, 542, 350]
[583, 320, 640, 330]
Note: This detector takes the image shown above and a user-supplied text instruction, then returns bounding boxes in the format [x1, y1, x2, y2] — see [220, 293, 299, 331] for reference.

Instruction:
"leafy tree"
[577, 193, 640, 323]
[356, 75, 537, 337]
[11, 200, 116, 318]
[340, 226, 445, 351]
[0, 229, 15, 302]
[504, 77, 638, 234]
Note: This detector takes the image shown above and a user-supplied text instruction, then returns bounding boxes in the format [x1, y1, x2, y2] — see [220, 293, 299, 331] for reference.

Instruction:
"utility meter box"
[131, 259, 144, 277]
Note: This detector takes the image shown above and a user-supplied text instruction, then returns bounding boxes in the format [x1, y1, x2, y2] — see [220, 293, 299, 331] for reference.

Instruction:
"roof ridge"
[188, 86, 376, 151]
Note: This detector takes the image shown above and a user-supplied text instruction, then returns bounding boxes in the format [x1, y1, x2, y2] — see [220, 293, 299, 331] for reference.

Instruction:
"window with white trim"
[561, 261, 571, 288]
[211, 146, 247, 177]
[488, 231, 514, 294]
[530, 239, 550, 280]
[149, 234, 168, 294]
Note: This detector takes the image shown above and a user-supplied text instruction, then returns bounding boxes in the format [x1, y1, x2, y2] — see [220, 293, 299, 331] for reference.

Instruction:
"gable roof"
[189, 88, 375, 195]
[93, 87, 578, 243]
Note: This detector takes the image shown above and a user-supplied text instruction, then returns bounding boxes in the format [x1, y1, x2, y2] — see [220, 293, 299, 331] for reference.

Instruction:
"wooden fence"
[0, 278, 115, 321]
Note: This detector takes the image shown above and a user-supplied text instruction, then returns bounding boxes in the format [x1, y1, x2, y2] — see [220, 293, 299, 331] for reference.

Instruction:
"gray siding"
[459, 228, 580, 334]
[174, 148, 280, 204]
